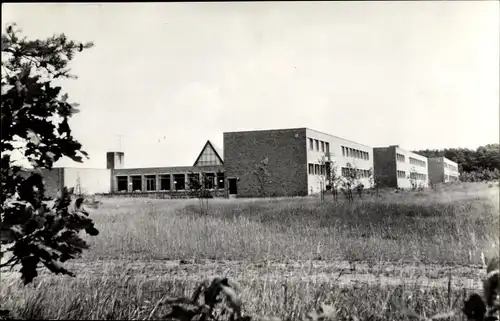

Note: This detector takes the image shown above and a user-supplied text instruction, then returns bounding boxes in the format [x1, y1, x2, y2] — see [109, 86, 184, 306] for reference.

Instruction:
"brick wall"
[223, 128, 308, 197]
[428, 158, 444, 185]
[373, 147, 397, 188]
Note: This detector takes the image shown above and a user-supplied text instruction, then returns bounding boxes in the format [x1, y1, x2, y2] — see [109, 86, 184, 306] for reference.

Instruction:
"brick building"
[427, 156, 460, 185]
[37, 127, 451, 198]
[373, 145, 429, 189]
[223, 128, 373, 197]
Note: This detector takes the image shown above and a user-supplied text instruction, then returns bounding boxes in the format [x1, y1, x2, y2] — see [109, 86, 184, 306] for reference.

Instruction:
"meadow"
[1, 182, 498, 320]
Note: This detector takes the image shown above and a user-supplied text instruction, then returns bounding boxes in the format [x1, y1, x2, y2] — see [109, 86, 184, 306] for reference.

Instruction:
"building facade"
[110, 140, 225, 197]
[223, 128, 374, 197]
[428, 156, 460, 185]
[373, 145, 429, 189]
[34, 127, 450, 198]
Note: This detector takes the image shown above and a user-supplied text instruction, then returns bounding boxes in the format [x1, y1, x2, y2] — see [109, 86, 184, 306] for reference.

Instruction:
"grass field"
[1, 182, 499, 320]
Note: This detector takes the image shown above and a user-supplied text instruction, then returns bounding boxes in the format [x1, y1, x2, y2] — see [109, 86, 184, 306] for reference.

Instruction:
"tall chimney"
[106, 152, 124, 170]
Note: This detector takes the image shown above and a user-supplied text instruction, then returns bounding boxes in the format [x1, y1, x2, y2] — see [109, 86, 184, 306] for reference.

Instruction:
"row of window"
[308, 138, 330, 153]
[342, 146, 369, 160]
[116, 172, 225, 192]
[396, 153, 405, 162]
[341, 167, 371, 178]
[444, 163, 458, 172]
[446, 175, 459, 181]
[397, 170, 427, 180]
[308, 163, 371, 179]
[410, 172, 427, 180]
[308, 163, 326, 175]
[409, 157, 426, 167]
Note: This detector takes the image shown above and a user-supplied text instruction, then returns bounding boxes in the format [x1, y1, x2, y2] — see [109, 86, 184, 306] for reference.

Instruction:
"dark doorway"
[228, 178, 237, 195]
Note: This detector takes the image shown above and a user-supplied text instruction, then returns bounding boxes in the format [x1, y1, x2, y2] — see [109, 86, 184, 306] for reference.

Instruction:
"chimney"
[107, 152, 124, 170]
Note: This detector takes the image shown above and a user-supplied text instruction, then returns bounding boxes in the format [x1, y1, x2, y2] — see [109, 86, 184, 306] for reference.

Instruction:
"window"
[325, 142, 330, 154]
[314, 164, 320, 175]
[217, 172, 225, 189]
[188, 173, 200, 189]
[415, 173, 427, 180]
[320, 164, 325, 175]
[145, 175, 156, 191]
[159, 174, 171, 191]
[204, 173, 215, 189]
[341, 167, 356, 177]
[315, 139, 319, 151]
[325, 161, 331, 179]
[397, 170, 406, 178]
[309, 138, 314, 150]
[342, 146, 345, 156]
[117, 176, 128, 192]
[308, 163, 314, 174]
[346, 148, 350, 157]
[173, 174, 186, 190]
[409, 157, 426, 167]
[131, 175, 142, 192]
[321, 141, 325, 152]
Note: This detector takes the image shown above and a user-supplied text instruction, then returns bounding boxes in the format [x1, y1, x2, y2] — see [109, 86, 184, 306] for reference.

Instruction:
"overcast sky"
[2, 2, 499, 169]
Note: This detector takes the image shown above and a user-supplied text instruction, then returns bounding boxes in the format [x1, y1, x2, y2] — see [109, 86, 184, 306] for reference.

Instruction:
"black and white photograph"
[1, 2, 499, 320]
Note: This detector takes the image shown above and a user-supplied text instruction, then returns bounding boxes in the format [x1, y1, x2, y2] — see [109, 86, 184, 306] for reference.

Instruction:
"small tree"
[367, 167, 381, 196]
[340, 162, 359, 202]
[319, 155, 342, 202]
[187, 171, 212, 215]
[253, 157, 270, 197]
[1, 23, 98, 285]
[408, 167, 418, 191]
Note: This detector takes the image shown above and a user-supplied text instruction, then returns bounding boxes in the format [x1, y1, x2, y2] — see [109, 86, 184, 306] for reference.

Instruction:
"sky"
[2, 2, 499, 169]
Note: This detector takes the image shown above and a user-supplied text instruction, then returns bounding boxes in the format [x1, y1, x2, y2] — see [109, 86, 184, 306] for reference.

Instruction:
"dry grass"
[0, 182, 498, 320]
[0, 272, 481, 320]
[82, 182, 499, 265]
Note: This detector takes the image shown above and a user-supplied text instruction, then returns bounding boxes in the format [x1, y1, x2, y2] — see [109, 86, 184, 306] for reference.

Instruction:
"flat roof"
[224, 127, 373, 149]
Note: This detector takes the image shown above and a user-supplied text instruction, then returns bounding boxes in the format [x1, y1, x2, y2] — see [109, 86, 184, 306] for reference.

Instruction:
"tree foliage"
[1, 23, 98, 284]
[340, 162, 359, 202]
[253, 157, 270, 197]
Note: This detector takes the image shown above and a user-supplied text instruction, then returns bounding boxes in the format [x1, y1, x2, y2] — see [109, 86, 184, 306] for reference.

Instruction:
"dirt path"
[1, 258, 486, 290]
